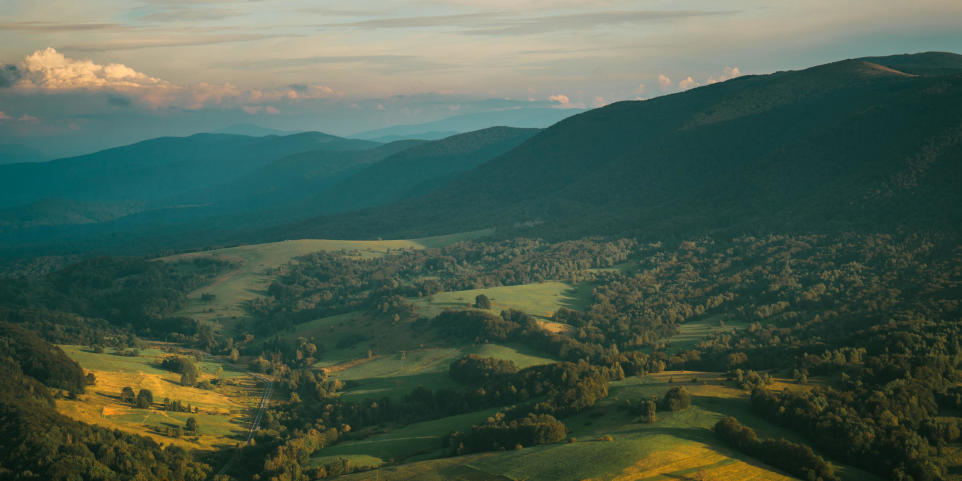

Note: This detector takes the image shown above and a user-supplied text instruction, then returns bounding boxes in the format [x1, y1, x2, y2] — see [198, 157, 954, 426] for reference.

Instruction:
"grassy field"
[663, 316, 750, 354]
[310, 407, 503, 467]
[56, 345, 261, 450]
[410, 281, 593, 321]
[322, 343, 554, 402]
[162, 230, 491, 329]
[324, 371, 879, 481]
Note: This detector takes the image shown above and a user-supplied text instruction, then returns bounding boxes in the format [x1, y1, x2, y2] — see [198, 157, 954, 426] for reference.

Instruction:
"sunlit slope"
[55, 345, 257, 451]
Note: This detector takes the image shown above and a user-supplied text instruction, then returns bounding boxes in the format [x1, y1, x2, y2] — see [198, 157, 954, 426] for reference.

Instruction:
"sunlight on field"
[410, 281, 592, 320]
[56, 345, 259, 450]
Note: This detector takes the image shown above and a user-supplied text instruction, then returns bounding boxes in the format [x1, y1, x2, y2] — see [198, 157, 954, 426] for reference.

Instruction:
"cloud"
[707, 66, 742, 84]
[0, 21, 123, 32]
[592, 96, 607, 108]
[265, 106, 280, 115]
[549, 94, 570, 105]
[678, 76, 698, 90]
[657, 74, 672, 89]
[324, 9, 734, 36]
[0, 111, 10, 120]
[2, 48, 338, 110]
[18, 114, 38, 122]
[17, 48, 170, 91]
[635, 83, 646, 95]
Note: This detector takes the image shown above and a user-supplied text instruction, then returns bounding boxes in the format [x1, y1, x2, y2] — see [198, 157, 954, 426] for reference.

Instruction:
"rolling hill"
[0, 132, 378, 209]
[282, 52, 962, 240]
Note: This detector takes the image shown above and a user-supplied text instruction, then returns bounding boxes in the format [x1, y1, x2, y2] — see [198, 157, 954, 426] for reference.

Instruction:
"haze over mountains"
[1, 52, 960, 258]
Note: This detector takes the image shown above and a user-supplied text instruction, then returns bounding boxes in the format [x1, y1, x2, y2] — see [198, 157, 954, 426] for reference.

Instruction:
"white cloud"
[264, 106, 280, 115]
[657, 74, 672, 89]
[18, 48, 170, 92]
[592, 96, 607, 108]
[17, 114, 38, 121]
[548, 93, 570, 106]
[635, 83, 645, 95]
[4, 48, 338, 110]
[678, 76, 698, 90]
[707, 66, 742, 84]
[0, 111, 9, 120]
[242, 105, 262, 114]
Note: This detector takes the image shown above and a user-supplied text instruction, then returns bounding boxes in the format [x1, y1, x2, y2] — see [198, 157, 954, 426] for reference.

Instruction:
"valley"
[1, 50, 961, 481]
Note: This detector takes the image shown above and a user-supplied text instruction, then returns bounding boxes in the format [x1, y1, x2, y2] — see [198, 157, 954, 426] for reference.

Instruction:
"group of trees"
[449, 412, 567, 454]
[714, 417, 838, 481]
[161, 354, 202, 386]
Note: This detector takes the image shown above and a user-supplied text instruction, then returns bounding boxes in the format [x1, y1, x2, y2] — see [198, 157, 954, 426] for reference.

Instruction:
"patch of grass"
[311, 407, 502, 466]
[465, 344, 555, 369]
[664, 316, 749, 354]
[410, 281, 592, 320]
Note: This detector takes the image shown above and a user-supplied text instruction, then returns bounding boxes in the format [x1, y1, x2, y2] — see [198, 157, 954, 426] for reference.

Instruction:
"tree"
[85, 372, 96, 386]
[181, 370, 197, 386]
[121, 386, 135, 404]
[643, 399, 657, 423]
[661, 386, 691, 412]
[185, 417, 198, 434]
[474, 294, 492, 309]
[136, 389, 153, 409]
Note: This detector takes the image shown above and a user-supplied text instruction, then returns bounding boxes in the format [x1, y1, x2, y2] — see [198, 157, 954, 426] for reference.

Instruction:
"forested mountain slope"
[283, 52, 962, 240]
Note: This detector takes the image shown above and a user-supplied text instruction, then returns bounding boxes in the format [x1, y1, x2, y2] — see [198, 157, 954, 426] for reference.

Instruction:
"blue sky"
[2, 0, 962, 157]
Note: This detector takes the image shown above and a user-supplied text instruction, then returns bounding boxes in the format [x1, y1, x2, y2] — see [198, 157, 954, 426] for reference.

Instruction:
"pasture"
[56, 345, 260, 450]
[323, 371, 878, 481]
[410, 281, 593, 320]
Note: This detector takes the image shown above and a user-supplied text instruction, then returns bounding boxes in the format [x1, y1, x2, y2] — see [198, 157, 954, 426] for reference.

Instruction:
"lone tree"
[135, 389, 154, 409]
[185, 417, 199, 434]
[121, 386, 136, 404]
[643, 399, 657, 423]
[180, 370, 197, 387]
[661, 386, 691, 412]
[474, 294, 492, 309]
[85, 372, 96, 386]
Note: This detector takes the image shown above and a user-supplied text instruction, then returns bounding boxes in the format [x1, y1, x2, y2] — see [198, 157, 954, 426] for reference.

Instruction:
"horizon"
[3, 0, 962, 159]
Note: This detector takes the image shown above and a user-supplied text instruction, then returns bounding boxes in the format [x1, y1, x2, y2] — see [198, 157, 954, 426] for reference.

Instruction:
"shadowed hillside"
[282, 52, 962, 240]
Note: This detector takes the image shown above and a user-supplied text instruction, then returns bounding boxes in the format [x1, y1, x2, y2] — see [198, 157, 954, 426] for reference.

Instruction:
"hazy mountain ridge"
[280, 52, 962, 240]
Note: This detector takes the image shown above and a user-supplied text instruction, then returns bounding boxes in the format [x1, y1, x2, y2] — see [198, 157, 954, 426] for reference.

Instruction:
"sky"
[1, 0, 962, 158]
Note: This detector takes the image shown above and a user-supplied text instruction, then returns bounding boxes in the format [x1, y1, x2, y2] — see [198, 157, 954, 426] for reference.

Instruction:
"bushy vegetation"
[714, 417, 838, 481]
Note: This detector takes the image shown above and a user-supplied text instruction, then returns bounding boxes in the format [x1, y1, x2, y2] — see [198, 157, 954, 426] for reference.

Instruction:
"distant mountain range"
[2, 52, 960, 257]
[351, 108, 583, 141]
[0, 126, 542, 256]
[281, 52, 962, 241]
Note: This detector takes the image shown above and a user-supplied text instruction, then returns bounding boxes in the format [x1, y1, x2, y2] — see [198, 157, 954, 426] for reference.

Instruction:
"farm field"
[55, 344, 261, 450]
[163, 230, 490, 329]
